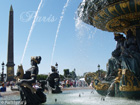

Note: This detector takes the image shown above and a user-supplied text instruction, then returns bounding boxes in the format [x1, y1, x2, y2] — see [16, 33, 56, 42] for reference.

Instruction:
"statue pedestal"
[52, 86, 62, 93]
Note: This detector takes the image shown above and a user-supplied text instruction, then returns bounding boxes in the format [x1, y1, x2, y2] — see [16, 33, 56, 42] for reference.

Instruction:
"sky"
[0, 0, 116, 76]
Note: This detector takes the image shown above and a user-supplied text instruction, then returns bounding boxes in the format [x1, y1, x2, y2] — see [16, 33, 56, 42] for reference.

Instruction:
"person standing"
[0, 83, 6, 92]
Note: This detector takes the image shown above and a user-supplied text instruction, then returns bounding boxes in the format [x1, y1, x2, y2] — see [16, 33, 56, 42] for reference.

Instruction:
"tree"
[63, 69, 70, 78]
[96, 69, 107, 78]
[71, 71, 77, 80]
[37, 74, 48, 80]
[83, 72, 88, 77]
[59, 74, 65, 81]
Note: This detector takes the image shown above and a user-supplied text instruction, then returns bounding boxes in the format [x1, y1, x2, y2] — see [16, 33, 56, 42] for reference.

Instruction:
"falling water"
[75, 0, 97, 41]
[50, 0, 70, 66]
[105, 81, 115, 98]
[20, 0, 43, 64]
[75, 0, 111, 39]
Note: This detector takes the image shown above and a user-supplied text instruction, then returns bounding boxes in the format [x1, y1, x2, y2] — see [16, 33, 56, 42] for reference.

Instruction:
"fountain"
[78, 0, 140, 99]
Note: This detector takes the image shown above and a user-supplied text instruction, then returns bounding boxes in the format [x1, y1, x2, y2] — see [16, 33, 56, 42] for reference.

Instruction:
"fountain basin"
[78, 0, 140, 33]
[1, 89, 140, 105]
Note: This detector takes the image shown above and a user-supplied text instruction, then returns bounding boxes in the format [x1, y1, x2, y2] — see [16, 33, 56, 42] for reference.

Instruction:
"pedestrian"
[0, 83, 6, 92]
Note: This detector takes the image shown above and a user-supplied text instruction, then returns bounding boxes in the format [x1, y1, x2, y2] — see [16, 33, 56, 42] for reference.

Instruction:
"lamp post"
[55, 62, 58, 73]
[74, 68, 76, 72]
[98, 64, 100, 70]
[97, 64, 101, 77]
[73, 68, 76, 87]
[1, 62, 5, 82]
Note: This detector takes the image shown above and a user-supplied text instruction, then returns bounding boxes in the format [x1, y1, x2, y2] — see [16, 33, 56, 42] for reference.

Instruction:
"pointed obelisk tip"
[10, 5, 13, 11]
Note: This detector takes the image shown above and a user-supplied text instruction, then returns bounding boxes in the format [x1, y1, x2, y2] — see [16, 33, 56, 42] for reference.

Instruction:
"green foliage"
[83, 72, 88, 77]
[59, 74, 65, 81]
[96, 69, 107, 78]
[71, 71, 77, 79]
[63, 69, 77, 79]
[37, 74, 48, 80]
[63, 69, 70, 78]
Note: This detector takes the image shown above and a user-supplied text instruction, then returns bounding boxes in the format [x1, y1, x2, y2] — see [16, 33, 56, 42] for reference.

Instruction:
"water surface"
[1, 89, 140, 105]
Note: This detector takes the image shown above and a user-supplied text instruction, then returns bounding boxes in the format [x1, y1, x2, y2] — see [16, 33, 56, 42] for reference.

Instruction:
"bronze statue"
[121, 29, 140, 78]
[46, 65, 62, 93]
[112, 33, 125, 57]
[106, 29, 140, 80]
[106, 33, 125, 81]
[125, 30, 139, 52]
[16, 56, 46, 105]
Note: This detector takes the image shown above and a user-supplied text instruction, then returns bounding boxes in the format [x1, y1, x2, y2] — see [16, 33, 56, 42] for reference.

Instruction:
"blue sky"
[0, 0, 116, 76]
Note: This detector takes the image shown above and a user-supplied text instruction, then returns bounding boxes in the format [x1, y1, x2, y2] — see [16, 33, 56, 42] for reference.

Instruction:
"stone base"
[6, 77, 15, 82]
[52, 87, 62, 94]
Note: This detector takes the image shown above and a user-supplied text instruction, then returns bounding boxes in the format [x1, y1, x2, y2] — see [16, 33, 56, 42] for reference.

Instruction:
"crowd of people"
[0, 78, 88, 93]
[60, 79, 88, 88]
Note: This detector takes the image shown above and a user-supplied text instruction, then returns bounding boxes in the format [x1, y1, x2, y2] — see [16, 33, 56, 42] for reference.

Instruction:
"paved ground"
[0, 86, 19, 96]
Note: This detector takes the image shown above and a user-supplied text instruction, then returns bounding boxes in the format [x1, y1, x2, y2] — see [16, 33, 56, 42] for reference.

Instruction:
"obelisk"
[6, 5, 15, 81]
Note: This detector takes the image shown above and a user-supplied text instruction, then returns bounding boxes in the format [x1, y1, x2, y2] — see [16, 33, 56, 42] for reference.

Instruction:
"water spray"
[20, 0, 43, 64]
[75, 0, 97, 41]
[50, 0, 70, 66]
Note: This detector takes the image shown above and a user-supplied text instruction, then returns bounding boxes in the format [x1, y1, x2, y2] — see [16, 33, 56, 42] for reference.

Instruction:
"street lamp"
[73, 68, 76, 87]
[1, 62, 5, 82]
[98, 64, 100, 70]
[74, 68, 76, 72]
[97, 64, 101, 78]
[55, 62, 58, 72]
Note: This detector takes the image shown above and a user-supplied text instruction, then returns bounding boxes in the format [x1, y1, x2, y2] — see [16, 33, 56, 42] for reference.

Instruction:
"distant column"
[6, 5, 15, 81]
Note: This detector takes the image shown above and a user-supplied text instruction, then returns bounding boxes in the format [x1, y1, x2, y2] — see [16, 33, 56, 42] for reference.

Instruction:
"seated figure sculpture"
[106, 29, 140, 81]
[16, 56, 46, 105]
[121, 29, 140, 78]
[106, 33, 125, 81]
[46, 65, 62, 93]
